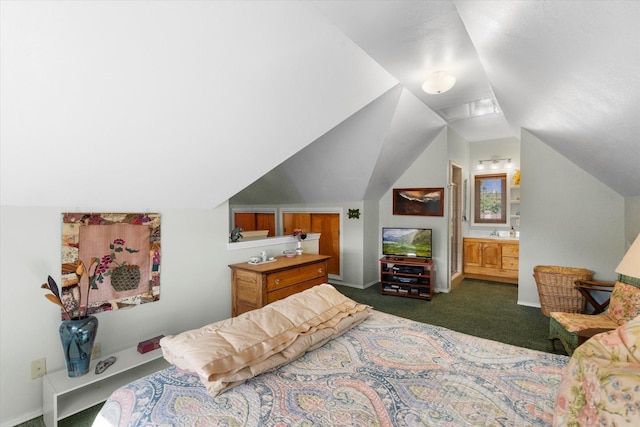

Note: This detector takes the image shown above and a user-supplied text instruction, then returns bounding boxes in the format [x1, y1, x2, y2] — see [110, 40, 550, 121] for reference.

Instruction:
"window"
[474, 173, 507, 224]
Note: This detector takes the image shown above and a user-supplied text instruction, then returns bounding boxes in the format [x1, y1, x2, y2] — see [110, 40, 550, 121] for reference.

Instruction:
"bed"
[93, 285, 569, 426]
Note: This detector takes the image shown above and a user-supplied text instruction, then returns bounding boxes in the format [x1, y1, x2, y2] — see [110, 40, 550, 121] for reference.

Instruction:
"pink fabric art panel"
[60, 213, 161, 319]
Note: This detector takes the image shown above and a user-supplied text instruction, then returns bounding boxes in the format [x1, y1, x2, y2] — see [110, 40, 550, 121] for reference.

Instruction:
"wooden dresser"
[229, 253, 331, 316]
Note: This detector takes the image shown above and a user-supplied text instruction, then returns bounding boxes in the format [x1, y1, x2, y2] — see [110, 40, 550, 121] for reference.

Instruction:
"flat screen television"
[382, 227, 432, 259]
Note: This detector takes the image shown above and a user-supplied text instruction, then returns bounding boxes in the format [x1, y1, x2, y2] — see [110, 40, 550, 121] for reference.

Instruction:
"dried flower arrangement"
[41, 260, 96, 320]
[293, 229, 307, 241]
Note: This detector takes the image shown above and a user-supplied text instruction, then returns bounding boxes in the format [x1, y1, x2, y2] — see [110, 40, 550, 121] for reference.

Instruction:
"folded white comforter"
[160, 284, 370, 395]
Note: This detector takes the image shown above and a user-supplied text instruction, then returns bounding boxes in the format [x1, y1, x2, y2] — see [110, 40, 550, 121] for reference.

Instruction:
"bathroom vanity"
[463, 238, 519, 284]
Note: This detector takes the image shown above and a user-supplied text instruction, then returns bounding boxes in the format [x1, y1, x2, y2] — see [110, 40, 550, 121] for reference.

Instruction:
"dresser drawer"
[267, 262, 326, 291]
[502, 256, 519, 271]
[502, 244, 519, 257]
[267, 277, 327, 304]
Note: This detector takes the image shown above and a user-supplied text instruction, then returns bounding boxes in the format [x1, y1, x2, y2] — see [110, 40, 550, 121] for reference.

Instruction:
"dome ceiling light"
[421, 71, 456, 94]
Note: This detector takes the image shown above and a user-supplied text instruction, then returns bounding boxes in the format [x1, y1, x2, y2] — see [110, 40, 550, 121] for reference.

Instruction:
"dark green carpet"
[19, 279, 561, 426]
[335, 279, 562, 355]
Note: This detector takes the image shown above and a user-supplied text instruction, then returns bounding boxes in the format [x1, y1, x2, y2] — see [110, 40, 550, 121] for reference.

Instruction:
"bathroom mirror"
[474, 173, 507, 224]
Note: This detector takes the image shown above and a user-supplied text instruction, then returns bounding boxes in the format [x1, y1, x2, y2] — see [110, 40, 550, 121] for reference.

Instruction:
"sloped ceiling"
[2, 1, 639, 211]
[232, 85, 447, 204]
[235, 0, 640, 204]
[455, 1, 640, 197]
[0, 2, 398, 210]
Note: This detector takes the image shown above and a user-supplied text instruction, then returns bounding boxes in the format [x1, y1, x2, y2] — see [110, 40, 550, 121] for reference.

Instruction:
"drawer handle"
[275, 279, 280, 285]
[318, 268, 323, 273]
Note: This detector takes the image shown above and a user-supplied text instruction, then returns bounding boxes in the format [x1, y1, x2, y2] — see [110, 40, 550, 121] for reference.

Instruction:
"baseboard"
[362, 280, 378, 289]
[329, 280, 377, 290]
[517, 300, 542, 309]
[1, 408, 42, 427]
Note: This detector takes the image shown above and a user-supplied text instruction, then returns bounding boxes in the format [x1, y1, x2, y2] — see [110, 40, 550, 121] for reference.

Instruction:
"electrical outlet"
[92, 342, 101, 360]
[31, 358, 46, 379]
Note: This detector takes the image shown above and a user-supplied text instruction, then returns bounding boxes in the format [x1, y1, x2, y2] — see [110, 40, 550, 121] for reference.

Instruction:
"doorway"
[450, 162, 464, 289]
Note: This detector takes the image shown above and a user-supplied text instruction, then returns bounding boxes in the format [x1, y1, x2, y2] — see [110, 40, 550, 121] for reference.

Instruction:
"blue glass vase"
[59, 316, 98, 377]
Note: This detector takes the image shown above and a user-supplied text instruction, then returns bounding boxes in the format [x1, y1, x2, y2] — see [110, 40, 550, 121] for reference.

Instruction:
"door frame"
[449, 162, 464, 290]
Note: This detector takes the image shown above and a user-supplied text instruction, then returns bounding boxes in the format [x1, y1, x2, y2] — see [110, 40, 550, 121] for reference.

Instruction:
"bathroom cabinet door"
[481, 242, 501, 269]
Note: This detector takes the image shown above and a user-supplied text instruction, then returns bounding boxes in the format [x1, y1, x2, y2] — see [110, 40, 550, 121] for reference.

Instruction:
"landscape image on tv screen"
[382, 228, 432, 258]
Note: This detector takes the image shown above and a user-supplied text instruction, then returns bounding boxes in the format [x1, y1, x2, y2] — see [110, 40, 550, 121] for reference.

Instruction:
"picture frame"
[393, 188, 444, 216]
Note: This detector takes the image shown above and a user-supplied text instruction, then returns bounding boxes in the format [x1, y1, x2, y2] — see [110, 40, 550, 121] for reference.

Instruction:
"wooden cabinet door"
[283, 212, 340, 276]
[255, 213, 275, 237]
[311, 213, 340, 276]
[482, 242, 502, 269]
[234, 212, 275, 237]
[463, 240, 482, 267]
[234, 212, 257, 231]
[283, 213, 311, 235]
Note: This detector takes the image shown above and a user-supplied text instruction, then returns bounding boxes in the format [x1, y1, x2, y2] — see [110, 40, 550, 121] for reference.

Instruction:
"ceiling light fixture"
[421, 71, 456, 94]
[438, 97, 500, 121]
[476, 158, 513, 171]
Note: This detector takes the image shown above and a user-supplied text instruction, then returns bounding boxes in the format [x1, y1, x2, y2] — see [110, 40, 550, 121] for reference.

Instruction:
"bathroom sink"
[488, 231, 519, 240]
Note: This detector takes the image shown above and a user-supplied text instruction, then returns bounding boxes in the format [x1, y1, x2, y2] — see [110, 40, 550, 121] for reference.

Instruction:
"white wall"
[518, 129, 626, 306]
[0, 205, 232, 426]
[363, 199, 381, 288]
[378, 128, 450, 292]
[624, 196, 640, 247]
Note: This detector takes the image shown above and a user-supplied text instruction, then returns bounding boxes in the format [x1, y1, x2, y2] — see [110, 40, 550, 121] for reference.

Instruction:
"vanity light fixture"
[421, 71, 456, 94]
[476, 158, 513, 170]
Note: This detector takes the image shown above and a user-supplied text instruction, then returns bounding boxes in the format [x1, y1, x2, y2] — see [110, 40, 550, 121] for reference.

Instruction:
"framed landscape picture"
[393, 188, 444, 216]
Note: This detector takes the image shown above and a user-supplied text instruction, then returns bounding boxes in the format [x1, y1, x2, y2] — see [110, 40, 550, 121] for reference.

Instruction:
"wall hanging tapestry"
[393, 188, 444, 216]
[60, 213, 161, 319]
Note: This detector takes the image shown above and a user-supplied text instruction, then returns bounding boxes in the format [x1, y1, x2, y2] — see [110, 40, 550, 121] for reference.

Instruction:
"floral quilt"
[554, 314, 640, 426]
[93, 311, 568, 427]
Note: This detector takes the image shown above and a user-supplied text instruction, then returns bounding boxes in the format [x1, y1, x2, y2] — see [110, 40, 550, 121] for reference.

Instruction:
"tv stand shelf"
[379, 257, 434, 300]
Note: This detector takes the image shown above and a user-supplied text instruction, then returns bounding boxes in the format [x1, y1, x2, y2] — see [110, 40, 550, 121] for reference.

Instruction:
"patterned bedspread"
[94, 310, 568, 426]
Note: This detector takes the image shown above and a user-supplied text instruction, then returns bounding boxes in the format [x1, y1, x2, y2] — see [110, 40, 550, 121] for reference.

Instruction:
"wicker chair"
[549, 280, 640, 355]
[533, 265, 592, 316]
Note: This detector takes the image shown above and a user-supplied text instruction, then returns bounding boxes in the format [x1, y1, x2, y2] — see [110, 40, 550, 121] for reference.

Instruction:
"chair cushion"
[550, 281, 640, 334]
[550, 311, 618, 333]
[607, 281, 640, 325]
[553, 314, 640, 426]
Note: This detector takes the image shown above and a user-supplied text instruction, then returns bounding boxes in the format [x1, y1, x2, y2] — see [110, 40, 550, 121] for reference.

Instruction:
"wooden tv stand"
[379, 257, 434, 300]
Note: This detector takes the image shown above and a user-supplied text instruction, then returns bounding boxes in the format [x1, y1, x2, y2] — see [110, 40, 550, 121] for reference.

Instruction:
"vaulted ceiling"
[1, 1, 638, 211]
[234, 0, 640, 205]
